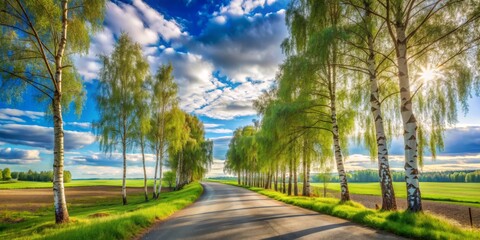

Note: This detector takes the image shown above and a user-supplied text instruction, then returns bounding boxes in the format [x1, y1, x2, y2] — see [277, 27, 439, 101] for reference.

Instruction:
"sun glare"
[419, 66, 442, 82]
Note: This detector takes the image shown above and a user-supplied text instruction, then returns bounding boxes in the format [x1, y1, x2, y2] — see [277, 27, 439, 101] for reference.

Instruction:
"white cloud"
[206, 159, 232, 178]
[194, 81, 272, 119]
[218, 0, 277, 16]
[206, 128, 234, 134]
[0, 148, 41, 164]
[0, 108, 44, 123]
[65, 122, 91, 129]
[210, 136, 233, 141]
[70, 165, 164, 179]
[131, 0, 184, 41]
[204, 123, 223, 128]
[67, 152, 156, 167]
[332, 153, 480, 172]
[0, 124, 95, 150]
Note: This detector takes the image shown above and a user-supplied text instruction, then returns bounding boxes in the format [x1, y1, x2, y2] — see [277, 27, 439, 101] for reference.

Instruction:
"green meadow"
[311, 182, 480, 206]
[0, 182, 202, 240]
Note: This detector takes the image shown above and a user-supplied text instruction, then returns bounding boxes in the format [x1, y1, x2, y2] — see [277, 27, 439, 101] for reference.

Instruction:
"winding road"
[142, 182, 404, 240]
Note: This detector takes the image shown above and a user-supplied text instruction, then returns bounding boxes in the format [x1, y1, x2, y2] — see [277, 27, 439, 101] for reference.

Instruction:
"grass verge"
[0, 182, 202, 240]
[212, 180, 480, 240]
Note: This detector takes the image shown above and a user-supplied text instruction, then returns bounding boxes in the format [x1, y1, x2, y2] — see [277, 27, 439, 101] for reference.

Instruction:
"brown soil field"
[0, 186, 170, 212]
[339, 192, 480, 228]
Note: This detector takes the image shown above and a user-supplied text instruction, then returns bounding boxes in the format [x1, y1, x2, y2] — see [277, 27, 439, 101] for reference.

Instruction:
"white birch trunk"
[395, 25, 422, 212]
[122, 136, 127, 205]
[53, 0, 69, 224]
[332, 109, 350, 201]
[367, 24, 397, 210]
[141, 138, 148, 201]
[152, 147, 159, 199]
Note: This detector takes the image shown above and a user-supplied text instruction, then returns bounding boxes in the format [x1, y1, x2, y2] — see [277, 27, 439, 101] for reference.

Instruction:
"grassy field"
[0, 182, 202, 240]
[0, 179, 170, 189]
[213, 180, 480, 240]
[311, 182, 480, 205]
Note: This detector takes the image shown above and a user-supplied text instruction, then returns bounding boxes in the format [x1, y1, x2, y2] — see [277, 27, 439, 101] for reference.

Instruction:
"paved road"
[142, 182, 404, 240]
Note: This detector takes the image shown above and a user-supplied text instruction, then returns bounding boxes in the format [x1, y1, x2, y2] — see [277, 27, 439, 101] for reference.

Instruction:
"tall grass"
[214, 180, 480, 240]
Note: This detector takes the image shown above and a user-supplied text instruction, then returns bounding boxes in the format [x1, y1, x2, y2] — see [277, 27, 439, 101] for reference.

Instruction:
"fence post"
[469, 207, 473, 228]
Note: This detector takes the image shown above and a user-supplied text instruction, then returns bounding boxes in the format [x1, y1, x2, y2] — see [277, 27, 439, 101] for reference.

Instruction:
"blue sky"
[1, 0, 480, 178]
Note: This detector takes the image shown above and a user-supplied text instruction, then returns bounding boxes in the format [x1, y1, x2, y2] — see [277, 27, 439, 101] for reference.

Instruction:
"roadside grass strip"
[213, 180, 480, 240]
[1, 182, 202, 240]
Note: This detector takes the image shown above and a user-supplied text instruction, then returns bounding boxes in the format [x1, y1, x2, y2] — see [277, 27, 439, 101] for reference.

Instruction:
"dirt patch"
[0, 186, 170, 212]
[0, 216, 25, 223]
[322, 190, 480, 228]
[88, 212, 111, 218]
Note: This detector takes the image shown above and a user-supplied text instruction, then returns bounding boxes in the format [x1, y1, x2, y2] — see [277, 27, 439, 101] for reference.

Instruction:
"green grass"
[311, 182, 480, 205]
[0, 179, 170, 189]
[0, 182, 202, 240]
[212, 180, 480, 240]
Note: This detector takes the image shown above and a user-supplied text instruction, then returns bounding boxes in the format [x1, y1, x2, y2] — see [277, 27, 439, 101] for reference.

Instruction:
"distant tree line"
[2, 169, 72, 183]
[312, 170, 480, 183]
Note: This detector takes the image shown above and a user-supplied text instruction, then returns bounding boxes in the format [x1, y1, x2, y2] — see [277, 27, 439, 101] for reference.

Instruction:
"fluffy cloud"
[74, 0, 186, 82]
[153, 51, 224, 112]
[0, 148, 41, 164]
[0, 124, 95, 150]
[70, 165, 162, 179]
[195, 10, 287, 83]
[106, 0, 184, 45]
[205, 128, 234, 134]
[194, 81, 272, 119]
[206, 159, 233, 178]
[210, 136, 233, 159]
[442, 126, 480, 154]
[68, 152, 155, 167]
[204, 123, 223, 128]
[340, 153, 480, 172]
[74, 1, 286, 121]
[0, 108, 44, 123]
[65, 122, 91, 129]
[218, 0, 277, 16]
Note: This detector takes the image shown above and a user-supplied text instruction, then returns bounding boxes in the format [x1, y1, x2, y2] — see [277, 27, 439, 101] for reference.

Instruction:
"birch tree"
[374, 0, 480, 212]
[95, 33, 150, 205]
[133, 76, 151, 201]
[283, 0, 357, 201]
[149, 64, 178, 199]
[0, 0, 105, 223]
[338, 0, 400, 210]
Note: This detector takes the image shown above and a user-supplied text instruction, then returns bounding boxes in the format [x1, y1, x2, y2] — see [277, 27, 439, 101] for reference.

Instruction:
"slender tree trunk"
[302, 146, 307, 196]
[122, 135, 127, 205]
[331, 97, 350, 201]
[288, 159, 292, 195]
[238, 171, 241, 185]
[329, 41, 350, 201]
[156, 111, 166, 198]
[366, 23, 396, 210]
[282, 170, 286, 194]
[53, 94, 69, 223]
[52, 0, 70, 225]
[152, 149, 159, 198]
[274, 166, 278, 191]
[157, 147, 164, 197]
[395, 25, 422, 212]
[293, 158, 298, 196]
[140, 138, 148, 201]
[305, 159, 311, 197]
[175, 149, 184, 190]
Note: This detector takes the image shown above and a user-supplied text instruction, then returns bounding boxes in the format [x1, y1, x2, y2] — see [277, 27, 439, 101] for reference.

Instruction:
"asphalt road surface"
[142, 182, 404, 240]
